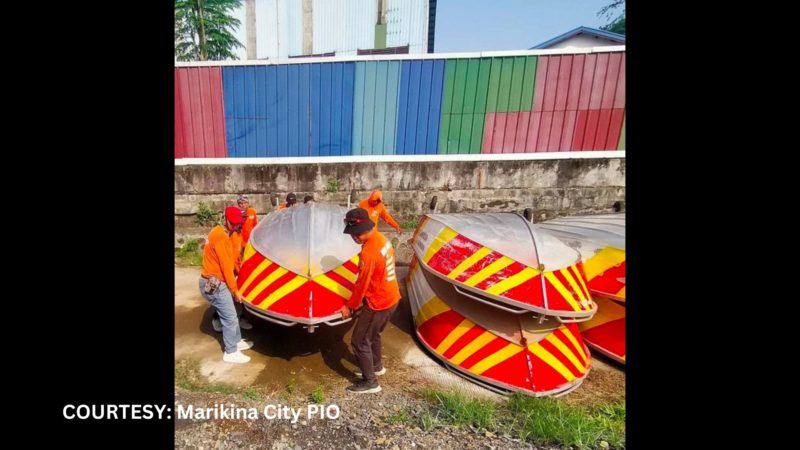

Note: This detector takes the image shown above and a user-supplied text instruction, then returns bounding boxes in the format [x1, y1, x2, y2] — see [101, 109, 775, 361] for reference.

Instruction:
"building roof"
[530, 26, 625, 49]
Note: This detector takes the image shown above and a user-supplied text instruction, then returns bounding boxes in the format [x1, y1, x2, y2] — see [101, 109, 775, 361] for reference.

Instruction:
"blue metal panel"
[362, 62, 377, 154]
[298, 65, 311, 156]
[395, 59, 445, 155]
[383, 61, 400, 155]
[341, 63, 355, 156]
[222, 67, 238, 156]
[287, 65, 300, 157]
[331, 63, 343, 156]
[276, 65, 289, 157]
[255, 67, 268, 154]
[352, 62, 365, 155]
[266, 66, 279, 156]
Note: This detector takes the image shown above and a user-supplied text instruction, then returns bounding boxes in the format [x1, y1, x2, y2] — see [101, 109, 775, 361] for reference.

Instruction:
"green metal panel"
[463, 59, 481, 113]
[475, 59, 492, 114]
[375, 24, 387, 49]
[452, 59, 468, 113]
[469, 114, 485, 153]
[497, 57, 514, 112]
[447, 113, 463, 154]
[521, 56, 537, 110]
[486, 58, 502, 112]
[617, 115, 626, 150]
[508, 56, 526, 111]
[439, 113, 451, 153]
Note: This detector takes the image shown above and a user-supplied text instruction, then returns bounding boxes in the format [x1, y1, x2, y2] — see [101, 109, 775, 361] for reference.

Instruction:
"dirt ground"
[175, 266, 625, 449]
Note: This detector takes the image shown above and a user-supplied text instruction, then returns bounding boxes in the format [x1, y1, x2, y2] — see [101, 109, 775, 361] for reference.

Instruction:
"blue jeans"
[198, 278, 241, 354]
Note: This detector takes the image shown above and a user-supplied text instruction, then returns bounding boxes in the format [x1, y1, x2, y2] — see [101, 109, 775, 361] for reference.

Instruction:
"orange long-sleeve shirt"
[347, 230, 401, 311]
[229, 230, 243, 273]
[358, 199, 400, 230]
[201, 225, 240, 296]
[241, 207, 258, 244]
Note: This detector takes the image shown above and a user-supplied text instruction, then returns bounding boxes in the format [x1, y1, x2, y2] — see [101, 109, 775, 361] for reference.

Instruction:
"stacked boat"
[407, 212, 625, 396]
[236, 203, 361, 333]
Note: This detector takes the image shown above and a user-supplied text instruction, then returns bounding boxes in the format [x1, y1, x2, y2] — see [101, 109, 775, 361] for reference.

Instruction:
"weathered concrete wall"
[175, 158, 625, 247]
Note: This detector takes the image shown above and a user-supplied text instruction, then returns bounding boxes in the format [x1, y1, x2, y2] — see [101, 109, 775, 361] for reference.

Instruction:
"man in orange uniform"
[199, 206, 254, 364]
[278, 193, 297, 210]
[358, 190, 401, 233]
[211, 207, 252, 333]
[237, 194, 258, 245]
[340, 208, 401, 394]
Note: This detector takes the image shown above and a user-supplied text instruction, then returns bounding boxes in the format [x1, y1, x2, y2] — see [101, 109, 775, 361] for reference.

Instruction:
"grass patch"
[175, 238, 204, 267]
[399, 218, 419, 230]
[286, 377, 297, 396]
[310, 386, 326, 404]
[417, 388, 625, 449]
[325, 177, 340, 193]
[387, 407, 412, 425]
[242, 387, 261, 401]
[196, 202, 220, 227]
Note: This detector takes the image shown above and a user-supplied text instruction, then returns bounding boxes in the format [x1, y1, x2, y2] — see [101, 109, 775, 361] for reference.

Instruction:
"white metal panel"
[255, 0, 303, 59]
[313, 0, 376, 54]
[386, 0, 428, 53]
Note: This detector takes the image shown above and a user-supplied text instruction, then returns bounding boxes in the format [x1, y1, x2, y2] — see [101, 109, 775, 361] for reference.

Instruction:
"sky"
[434, 0, 616, 52]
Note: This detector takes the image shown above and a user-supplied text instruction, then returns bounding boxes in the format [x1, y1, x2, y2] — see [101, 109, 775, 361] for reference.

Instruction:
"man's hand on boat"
[234, 292, 243, 303]
[340, 305, 351, 318]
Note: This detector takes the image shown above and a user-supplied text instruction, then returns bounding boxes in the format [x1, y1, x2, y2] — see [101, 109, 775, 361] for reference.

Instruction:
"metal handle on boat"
[259, 314, 299, 327]
[324, 316, 353, 326]
[555, 300, 597, 323]
[452, 285, 529, 314]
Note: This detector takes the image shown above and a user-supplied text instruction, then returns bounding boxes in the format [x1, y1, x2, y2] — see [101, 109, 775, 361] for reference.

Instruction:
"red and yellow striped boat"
[536, 214, 625, 302]
[407, 256, 591, 396]
[237, 203, 361, 332]
[410, 213, 597, 322]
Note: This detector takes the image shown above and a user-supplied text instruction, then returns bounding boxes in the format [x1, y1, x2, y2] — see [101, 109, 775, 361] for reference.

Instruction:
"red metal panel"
[593, 109, 613, 150]
[572, 110, 589, 149]
[482, 113, 497, 153]
[542, 56, 560, 112]
[581, 109, 601, 150]
[209, 68, 227, 157]
[554, 55, 573, 112]
[503, 112, 519, 152]
[547, 111, 565, 151]
[174, 70, 186, 158]
[532, 56, 548, 111]
[175, 67, 228, 158]
[601, 53, 622, 110]
[613, 53, 625, 109]
[577, 55, 596, 111]
[513, 111, 530, 152]
[588, 53, 609, 110]
[566, 54, 584, 111]
[605, 108, 625, 150]
[491, 112, 507, 152]
[536, 111, 553, 152]
[525, 112, 541, 152]
[561, 110, 578, 151]
[198, 69, 214, 158]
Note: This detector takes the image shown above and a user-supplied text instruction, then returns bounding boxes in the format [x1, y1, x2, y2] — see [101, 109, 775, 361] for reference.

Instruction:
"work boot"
[346, 380, 381, 394]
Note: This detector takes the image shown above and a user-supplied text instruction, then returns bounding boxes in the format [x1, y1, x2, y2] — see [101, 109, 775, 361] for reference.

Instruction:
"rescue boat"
[407, 256, 591, 396]
[410, 213, 597, 322]
[537, 213, 626, 363]
[237, 203, 360, 332]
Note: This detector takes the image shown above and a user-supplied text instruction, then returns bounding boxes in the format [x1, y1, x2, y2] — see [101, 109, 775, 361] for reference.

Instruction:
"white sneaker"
[239, 317, 253, 330]
[223, 350, 250, 364]
[354, 367, 387, 378]
[237, 339, 254, 351]
[212, 318, 222, 332]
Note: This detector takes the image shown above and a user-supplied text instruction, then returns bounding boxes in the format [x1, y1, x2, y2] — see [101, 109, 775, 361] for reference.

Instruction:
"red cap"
[225, 206, 244, 225]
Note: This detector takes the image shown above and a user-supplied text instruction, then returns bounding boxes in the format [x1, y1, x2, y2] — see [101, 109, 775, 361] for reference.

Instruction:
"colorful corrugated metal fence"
[174, 49, 625, 158]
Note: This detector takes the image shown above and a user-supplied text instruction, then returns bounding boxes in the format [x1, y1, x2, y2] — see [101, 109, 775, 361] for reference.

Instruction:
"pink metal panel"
[588, 53, 609, 110]
[542, 56, 560, 112]
[491, 113, 507, 152]
[577, 54, 596, 111]
[482, 113, 497, 153]
[613, 53, 626, 109]
[503, 112, 519, 152]
[536, 111, 553, 152]
[601, 53, 622, 110]
[605, 108, 625, 150]
[572, 110, 588, 150]
[547, 111, 565, 151]
[560, 110, 578, 151]
[209, 68, 227, 158]
[198, 69, 214, 158]
[513, 112, 531, 152]
[554, 55, 573, 112]
[532, 56, 548, 111]
[566, 54, 585, 111]
[593, 109, 613, 150]
[581, 109, 601, 150]
[177, 70, 196, 156]
[525, 112, 541, 152]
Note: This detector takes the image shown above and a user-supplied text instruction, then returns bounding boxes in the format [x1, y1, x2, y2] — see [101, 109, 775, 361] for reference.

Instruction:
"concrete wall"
[175, 157, 625, 249]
